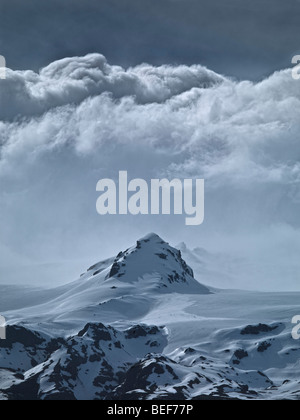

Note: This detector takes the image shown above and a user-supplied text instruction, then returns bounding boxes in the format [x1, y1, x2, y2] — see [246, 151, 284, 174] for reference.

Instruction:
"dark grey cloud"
[0, 0, 299, 79]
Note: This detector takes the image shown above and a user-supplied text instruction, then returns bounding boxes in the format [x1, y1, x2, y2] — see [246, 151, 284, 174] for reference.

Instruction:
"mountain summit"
[84, 233, 210, 295]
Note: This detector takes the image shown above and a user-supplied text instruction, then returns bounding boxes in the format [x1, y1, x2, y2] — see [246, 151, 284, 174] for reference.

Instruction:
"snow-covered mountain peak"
[137, 232, 163, 243]
[86, 233, 210, 294]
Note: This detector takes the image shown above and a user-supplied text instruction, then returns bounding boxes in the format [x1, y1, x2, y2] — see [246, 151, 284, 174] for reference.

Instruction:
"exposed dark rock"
[257, 341, 272, 353]
[0, 326, 45, 350]
[125, 325, 148, 339]
[156, 253, 168, 260]
[78, 323, 111, 342]
[241, 324, 278, 336]
[185, 348, 196, 354]
[106, 262, 121, 279]
[232, 349, 248, 365]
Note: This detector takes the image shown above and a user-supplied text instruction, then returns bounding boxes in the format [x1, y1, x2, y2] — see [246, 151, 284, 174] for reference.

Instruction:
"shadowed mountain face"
[0, 234, 300, 400]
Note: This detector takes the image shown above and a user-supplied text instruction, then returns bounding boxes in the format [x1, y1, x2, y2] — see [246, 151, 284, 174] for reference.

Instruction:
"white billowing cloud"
[0, 53, 300, 290]
[0, 54, 224, 121]
[0, 54, 299, 186]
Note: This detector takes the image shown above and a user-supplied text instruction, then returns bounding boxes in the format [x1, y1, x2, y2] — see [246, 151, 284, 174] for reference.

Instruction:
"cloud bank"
[1, 54, 300, 290]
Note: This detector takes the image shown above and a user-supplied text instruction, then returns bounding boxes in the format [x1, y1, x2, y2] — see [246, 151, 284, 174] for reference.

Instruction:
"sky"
[0, 1, 300, 291]
[1, 0, 300, 80]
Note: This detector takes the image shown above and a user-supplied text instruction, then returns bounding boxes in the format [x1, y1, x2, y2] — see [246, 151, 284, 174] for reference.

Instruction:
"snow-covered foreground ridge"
[1, 233, 300, 400]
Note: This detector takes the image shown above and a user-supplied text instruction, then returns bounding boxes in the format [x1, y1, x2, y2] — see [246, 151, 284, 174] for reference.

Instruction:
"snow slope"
[0, 233, 299, 400]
